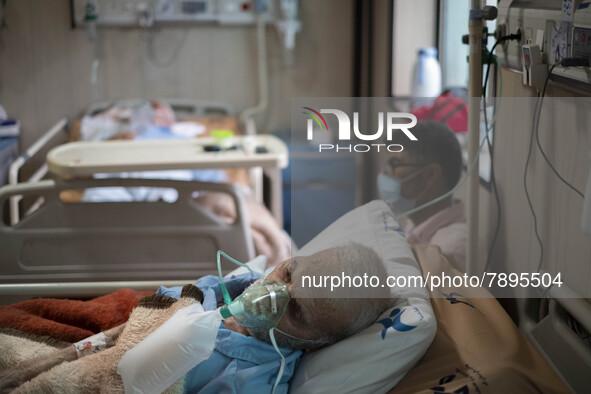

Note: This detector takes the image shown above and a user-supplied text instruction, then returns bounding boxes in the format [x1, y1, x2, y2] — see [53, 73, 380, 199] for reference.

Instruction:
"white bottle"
[411, 47, 442, 108]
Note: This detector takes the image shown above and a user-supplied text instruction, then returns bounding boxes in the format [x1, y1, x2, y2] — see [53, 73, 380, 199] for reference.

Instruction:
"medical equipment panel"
[497, 0, 591, 88]
[573, 26, 591, 58]
[70, 0, 273, 27]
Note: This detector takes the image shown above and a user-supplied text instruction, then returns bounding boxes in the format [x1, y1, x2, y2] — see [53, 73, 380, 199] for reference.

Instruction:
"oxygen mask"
[219, 279, 290, 332]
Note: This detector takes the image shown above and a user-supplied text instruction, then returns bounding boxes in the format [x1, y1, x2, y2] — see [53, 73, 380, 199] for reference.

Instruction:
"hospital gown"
[157, 274, 302, 394]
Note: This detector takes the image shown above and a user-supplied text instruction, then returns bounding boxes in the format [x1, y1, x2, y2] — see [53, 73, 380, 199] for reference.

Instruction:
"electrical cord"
[525, 58, 589, 273]
[482, 33, 521, 99]
[534, 61, 585, 198]
[482, 34, 519, 272]
[524, 94, 545, 273]
[482, 56, 501, 272]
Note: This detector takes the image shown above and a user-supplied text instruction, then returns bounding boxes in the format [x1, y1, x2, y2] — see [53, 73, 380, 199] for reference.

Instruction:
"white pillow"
[289, 200, 436, 394]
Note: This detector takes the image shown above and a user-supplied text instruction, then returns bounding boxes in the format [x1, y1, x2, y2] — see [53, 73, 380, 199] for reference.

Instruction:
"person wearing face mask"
[0, 244, 391, 394]
[377, 121, 466, 270]
[161, 244, 391, 393]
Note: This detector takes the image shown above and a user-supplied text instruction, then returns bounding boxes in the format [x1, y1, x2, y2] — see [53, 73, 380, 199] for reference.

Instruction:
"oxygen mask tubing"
[216, 251, 290, 393]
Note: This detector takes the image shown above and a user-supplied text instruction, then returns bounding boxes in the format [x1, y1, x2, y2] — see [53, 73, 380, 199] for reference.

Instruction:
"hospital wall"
[0, 0, 354, 174]
[479, 68, 591, 300]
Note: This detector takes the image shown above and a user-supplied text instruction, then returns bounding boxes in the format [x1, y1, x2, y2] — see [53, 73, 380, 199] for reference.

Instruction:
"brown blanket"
[0, 289, 153, 343]
[390, 245, 569, 394]
[0, 285, 202, 393]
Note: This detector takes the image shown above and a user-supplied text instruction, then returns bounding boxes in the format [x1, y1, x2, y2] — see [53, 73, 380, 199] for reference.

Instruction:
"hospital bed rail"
[8, 116, 69, 225]
[0, 280, 190, 298]
[0, 177, 255, 297]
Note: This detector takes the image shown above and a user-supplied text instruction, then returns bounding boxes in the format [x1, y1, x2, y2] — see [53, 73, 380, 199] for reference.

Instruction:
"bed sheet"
[389, 245, 569, 393]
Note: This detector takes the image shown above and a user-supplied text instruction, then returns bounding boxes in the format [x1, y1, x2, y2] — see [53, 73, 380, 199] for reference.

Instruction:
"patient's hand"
[194, 190, 291, 267]
[194, 192, 236, 223]
[247, 201, 291, 268]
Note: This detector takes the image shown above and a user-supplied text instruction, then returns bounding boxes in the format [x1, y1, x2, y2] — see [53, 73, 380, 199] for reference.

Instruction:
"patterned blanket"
[0, 285, 203, 393]
[0, 288, 153, 343]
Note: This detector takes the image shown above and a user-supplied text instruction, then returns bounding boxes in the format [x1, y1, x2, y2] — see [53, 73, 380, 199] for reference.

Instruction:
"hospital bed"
[0, 194, 574, 392]
[0, 107, 578, 393]
[9, 99, 286, 227]
[1, 132, 288, 288]
[2, 99, 289, 299]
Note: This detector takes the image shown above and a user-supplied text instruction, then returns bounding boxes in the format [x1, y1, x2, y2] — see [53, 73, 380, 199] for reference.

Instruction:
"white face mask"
[377, 173, 417, 215]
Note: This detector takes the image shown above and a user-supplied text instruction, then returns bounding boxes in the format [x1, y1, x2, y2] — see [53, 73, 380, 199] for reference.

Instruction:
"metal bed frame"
[0, 178, 255, 299]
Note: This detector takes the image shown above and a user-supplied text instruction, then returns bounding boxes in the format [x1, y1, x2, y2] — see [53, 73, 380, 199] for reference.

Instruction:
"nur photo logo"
[302, 107, 418, 152]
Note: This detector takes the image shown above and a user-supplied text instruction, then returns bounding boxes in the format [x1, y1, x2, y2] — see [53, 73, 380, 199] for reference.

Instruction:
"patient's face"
[263, 248, 347, 344]
[381, 150, 426, 198]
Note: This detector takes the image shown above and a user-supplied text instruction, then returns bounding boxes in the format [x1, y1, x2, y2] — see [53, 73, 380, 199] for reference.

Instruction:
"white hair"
[317, 243, 393, 342]
[260, 243, 394, 350]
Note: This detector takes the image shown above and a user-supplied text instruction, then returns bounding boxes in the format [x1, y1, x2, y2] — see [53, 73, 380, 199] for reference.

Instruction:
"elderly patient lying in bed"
[0, 244, 392, 393]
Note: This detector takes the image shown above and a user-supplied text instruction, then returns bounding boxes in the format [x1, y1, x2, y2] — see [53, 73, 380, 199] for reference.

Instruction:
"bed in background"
[62, 99, 287, 227]
[10, 98, 282, 225]
[5, 99, 292, 284]
[65, 99, 251, 197]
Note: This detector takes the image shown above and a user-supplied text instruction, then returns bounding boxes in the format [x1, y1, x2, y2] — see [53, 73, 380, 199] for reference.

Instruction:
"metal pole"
[467, 1, 483, 275]
[0, 280, 191, 297]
